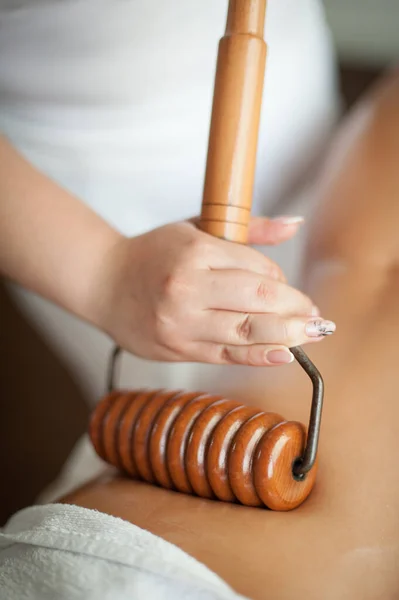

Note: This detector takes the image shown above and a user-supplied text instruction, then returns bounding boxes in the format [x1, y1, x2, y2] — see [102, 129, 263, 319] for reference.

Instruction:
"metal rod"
[107, 346, 122, 394]
[290, 346, 324, 478]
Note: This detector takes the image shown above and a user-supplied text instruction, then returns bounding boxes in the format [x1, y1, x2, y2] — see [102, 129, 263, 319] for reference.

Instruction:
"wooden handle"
[199, 0, 267, 244]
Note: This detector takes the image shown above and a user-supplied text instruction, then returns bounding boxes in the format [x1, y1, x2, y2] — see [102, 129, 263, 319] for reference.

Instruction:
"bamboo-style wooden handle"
[199, 0, 267, 244]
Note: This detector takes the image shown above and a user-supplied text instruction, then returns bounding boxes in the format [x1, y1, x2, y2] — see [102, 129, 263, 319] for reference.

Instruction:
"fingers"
[186, 219, 286, 281]
[185, 342, 296, 367]
[190, 214, 304, 248]
[247, 216, 304, 246]
[193, 312, 335, 348]
[221, 344, 295, 366]
[197, 270, 316, 316]
[204, 236, 286, 282]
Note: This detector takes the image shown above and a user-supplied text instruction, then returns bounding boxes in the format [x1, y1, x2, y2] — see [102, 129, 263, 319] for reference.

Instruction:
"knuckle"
[154, 318, 174, 346]
[161, 271, 189, 300]
[272, 317, 297, 346]
[161, 273, 178, 297]
[256, 279, 276, 304]
[281, 318, 304, 346]
[165, 339, 185, 355]
[263, 257, 280, 277]
[245, 346, 261, 366]
[186, 236, 202, 255]
[220, 345, 259, 366]
[154, 308, 173, 333]
[184, 236, 211, 264]
[220, 346, 237, 365]
[235, 314, 252, 342]
[159, 330, 185, 355]
[272, 264, 285, 282]
[154, 309, 181, 347]
[281, 319, 290, 344]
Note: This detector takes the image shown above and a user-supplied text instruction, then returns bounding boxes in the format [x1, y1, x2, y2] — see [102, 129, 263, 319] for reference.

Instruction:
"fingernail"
[305, 319, 336, 338]
[266, 349, 294, 365]
[271, 216, 305, 226]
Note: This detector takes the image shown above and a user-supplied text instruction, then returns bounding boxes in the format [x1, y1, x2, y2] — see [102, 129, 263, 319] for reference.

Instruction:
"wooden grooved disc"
[228, 412, 283, 506]
[185, 399, 241, 498]
[102, 393, 132, 468]
[167, 394, 223, 494]
[132, 390, 179, 483]
[89, 391, 120, 461]
[149, 391, 199, 489]
[254, 421, 318, 511]
[117, 390, 160, 476]
[207, 405, 262, 502]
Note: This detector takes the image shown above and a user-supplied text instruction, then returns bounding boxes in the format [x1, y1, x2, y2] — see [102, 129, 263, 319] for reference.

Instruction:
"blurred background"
[1, 1, 398, 525]
[326, 0, 399, 66]
[325, 0, 399, 107]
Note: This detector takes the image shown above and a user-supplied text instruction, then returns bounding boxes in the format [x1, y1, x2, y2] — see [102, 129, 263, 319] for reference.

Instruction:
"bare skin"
[61, 73, 399, 600]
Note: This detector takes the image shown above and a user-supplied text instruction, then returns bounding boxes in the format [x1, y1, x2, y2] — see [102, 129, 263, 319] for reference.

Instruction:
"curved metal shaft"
[290, 346, 324, 478]
[107, 346, 122, 394]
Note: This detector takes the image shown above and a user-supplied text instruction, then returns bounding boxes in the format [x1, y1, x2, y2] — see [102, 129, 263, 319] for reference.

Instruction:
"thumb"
[248, 216, 304, 246]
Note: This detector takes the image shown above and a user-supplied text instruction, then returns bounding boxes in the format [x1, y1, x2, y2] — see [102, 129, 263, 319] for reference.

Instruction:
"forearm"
[0, 134, 123, 325]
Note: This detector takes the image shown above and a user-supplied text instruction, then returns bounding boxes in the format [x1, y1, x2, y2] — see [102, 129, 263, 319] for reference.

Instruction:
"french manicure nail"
[271, 215, 305, 226]
[266, 349, 294, 365]
[306, 319, 336, 338]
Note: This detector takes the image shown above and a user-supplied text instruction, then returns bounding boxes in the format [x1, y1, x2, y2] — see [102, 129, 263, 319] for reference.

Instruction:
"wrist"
[71, 227, 126, 332]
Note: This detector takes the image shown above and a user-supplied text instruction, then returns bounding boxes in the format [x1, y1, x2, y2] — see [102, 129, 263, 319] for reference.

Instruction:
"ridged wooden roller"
[90, 389, 317, 511]
[90, 0, 324, 511]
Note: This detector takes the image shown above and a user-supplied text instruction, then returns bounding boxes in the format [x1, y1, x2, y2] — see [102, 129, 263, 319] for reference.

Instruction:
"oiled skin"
[61, 74, 399, 600]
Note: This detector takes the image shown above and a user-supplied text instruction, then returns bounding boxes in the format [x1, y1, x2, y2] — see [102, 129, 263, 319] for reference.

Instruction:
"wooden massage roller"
[90, 0, 325, 511]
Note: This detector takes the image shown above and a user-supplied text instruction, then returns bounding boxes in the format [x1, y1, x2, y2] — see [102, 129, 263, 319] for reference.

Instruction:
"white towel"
[0, 504, 249, 600]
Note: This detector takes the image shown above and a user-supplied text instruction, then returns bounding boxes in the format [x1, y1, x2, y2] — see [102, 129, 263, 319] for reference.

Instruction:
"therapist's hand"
[97, 217, 335, 366]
